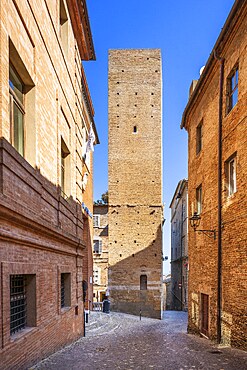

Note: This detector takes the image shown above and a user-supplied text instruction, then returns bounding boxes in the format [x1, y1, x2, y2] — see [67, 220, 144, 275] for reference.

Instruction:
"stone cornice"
[67, 0, 96, 61]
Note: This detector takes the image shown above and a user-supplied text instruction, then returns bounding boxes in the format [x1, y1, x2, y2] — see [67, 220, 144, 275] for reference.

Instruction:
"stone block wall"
[108, 49, 163, 319]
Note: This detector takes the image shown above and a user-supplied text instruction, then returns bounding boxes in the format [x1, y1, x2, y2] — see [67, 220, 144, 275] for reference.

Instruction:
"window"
[59, 0, 68, 56]
[61, 273, 71, 309]
[93, 215, 100, 227]
[9, 39, 35, 165]
[201, 293, 209, 336]
[226, 155, 237, 196]
[140, 274, 147, 290]
[9, 65, 25, 156]
[227, 65, 238, 113]
[196, 121, 203, 154]
[93, 267, 101, 285]
[196, 185, 202, 214]
[93, 239, 102, 254]
[10, 275, 26, 335]
[61, 138, 70, 198]
[10, 274, 36, 336]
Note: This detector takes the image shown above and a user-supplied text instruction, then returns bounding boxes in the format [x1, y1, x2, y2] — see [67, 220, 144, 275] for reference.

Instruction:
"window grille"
[61, 273, 65, 308]
[10, 275, 27, 335]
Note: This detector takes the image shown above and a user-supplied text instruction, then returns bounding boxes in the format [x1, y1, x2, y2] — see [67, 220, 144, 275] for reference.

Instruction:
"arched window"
[140, 274, 147, 290]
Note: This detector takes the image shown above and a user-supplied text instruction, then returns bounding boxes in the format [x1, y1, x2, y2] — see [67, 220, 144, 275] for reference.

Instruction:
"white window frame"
[196, 185, 202, 215]
[93, 239, 102, 254]
[93, 215, 100, 228]
[227, 156, 237, 196]
[227, 64, 238, 114]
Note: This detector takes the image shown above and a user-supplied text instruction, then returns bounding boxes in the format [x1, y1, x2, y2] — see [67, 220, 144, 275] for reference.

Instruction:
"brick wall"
[183, 1, 247, 350]
[0, 0, 96, 367]
[108, 49, 163, 319]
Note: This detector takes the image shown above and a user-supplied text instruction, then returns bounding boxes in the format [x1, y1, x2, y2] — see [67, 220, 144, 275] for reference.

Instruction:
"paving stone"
[30, 311, 247, 370]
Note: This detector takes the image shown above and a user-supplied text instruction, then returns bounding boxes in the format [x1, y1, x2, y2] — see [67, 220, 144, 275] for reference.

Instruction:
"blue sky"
[83, 0, 235, 274]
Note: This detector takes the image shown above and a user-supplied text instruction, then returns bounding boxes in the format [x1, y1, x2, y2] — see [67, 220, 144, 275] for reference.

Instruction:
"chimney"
[189, 80, 198, 98]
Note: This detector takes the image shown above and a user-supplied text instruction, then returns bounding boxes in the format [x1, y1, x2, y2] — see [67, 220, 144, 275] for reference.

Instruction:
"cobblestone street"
[31, 311, 247, 370]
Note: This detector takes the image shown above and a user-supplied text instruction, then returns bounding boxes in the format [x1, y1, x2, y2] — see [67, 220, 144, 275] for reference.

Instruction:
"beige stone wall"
[170, 180, 188, 311]
[184, 3, 247, 349]
[93, 204, 109, 302]
[108, 49, 163, 319]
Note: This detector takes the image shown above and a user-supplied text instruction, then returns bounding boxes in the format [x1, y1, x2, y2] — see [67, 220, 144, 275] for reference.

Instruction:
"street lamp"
[189, 212, 217, 240]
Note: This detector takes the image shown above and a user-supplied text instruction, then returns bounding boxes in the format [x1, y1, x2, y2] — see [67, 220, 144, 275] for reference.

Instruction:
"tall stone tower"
[108, 49, 163, 319]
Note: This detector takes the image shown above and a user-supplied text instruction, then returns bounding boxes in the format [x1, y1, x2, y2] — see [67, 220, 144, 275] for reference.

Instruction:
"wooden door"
[201, 293, 209, 336]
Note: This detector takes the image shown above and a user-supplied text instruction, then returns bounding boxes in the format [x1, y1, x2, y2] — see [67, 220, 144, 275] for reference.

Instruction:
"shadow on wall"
[0, 137, 93, 298]
[108, 226, 163, 319]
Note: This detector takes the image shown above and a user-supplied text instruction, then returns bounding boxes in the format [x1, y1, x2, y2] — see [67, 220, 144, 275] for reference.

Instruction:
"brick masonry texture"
[0, 0, 96, 368]
[182, 1, 247, 350]
[108, 49, 163, 319]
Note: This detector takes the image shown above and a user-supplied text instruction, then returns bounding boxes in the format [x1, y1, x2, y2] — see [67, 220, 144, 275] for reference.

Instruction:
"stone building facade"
[0, 1, 98, 368]
[170, 179, 188, 311]
[93, 204, 109, 302]
[181, 0, 247, 349]
[108, 49, 163, 319]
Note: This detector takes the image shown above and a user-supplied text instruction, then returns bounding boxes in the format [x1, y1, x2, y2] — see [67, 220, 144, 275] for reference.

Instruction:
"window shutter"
[99, 240, 102, 254]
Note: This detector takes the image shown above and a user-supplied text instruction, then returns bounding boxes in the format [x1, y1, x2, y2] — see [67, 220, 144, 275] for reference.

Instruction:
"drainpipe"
[214, 50, 224, 345]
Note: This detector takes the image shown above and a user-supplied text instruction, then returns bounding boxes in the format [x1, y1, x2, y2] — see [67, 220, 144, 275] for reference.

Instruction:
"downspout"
[214, 50, 224, 344]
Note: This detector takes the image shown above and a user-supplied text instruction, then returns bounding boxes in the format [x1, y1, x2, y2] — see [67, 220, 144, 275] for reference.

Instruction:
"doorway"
[201, 293, 209, 336]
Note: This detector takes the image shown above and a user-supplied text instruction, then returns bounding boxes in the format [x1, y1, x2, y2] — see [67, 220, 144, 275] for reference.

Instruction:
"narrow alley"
[31, 312, 247, 370]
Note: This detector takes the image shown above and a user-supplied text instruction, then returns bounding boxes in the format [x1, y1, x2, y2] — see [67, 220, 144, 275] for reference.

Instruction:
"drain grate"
[96, 347, 107, 353]
[209, 350, 222, 354]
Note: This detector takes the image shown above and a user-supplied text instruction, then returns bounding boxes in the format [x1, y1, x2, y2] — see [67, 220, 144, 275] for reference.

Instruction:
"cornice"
[181, 0, 246, 130]
[0, 201, 86, 251]
[67, 0, 96, 61]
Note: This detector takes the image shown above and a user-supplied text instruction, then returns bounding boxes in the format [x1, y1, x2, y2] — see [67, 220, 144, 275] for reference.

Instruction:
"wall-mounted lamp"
[189, 212, 217, 240]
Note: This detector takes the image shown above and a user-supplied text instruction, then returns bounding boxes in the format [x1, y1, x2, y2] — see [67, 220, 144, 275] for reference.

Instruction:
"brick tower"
[108, 49, 163, 319]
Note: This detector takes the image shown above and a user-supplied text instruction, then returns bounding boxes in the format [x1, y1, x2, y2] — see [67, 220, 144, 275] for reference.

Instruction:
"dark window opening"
[61, 273, 71, 309]
[61, 137, 70, 199]
[227, 65, 238, 114]
[201, 293, 209, 336]
[10, 275, 27, 335]
[10, 274, 36, 335]
[196, 121, 203, 154]
[60, 0, 68, 56]
[93, 239, 102, 254]
[133, 126, 137, 133]
[140, 275, 147, 290]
